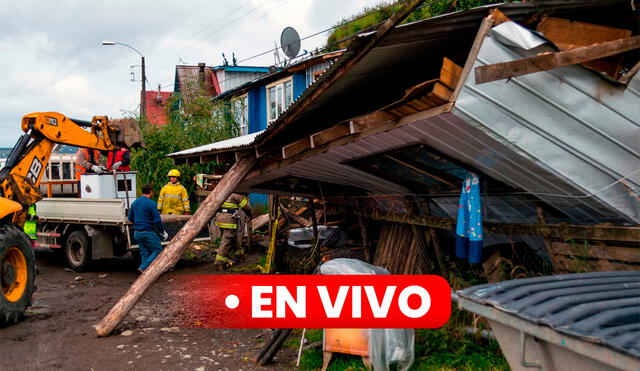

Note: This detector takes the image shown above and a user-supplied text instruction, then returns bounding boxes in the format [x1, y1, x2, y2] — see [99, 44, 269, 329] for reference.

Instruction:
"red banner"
[170, 275, 451, 328]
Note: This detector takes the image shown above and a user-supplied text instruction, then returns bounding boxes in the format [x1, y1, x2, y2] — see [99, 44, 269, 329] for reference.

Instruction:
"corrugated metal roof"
[213, 66, 269, 73]
[168, 131, 263, 157]
[457, 271, 640, 359]
[452, 21, 640, 223]
[255, 0, 631, 149]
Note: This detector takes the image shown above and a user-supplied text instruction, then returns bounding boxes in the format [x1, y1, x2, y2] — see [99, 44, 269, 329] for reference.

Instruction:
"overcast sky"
[0, 0, 383, 147]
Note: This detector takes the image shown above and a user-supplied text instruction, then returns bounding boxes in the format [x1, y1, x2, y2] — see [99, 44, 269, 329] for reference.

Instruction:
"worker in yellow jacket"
[157, 169, 191, 215]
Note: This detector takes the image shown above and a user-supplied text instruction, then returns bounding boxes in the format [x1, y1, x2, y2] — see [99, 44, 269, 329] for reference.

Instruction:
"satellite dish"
[280, 27, 301, 59]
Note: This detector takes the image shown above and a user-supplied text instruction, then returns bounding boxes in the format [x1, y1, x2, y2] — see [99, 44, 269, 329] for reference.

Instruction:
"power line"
[239, 0, 445, 64]
[148, 0, 283, 69]
[148, 0, 254, 63]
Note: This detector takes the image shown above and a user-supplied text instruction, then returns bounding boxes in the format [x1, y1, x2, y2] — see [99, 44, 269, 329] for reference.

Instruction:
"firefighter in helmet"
[157, 169, 190, 215]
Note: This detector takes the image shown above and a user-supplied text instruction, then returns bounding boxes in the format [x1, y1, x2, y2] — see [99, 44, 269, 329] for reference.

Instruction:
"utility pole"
[102, 40, 147, 119]
[141, 56, 146, 118]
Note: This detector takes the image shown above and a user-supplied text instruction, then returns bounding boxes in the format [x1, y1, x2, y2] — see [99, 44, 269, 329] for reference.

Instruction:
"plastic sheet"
[287, 226, 347, 249]
[320, 258, 390, 275]
[319, 258, 415, 371]
[369, 328, 415, 371]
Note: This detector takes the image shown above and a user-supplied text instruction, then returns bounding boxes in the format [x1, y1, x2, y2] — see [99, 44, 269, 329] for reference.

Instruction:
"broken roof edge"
[166, 130, 264, 158]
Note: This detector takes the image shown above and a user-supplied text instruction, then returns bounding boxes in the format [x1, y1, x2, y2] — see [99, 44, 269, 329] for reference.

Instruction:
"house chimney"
[156, 84, 162, 104]
[198, 62, 206, 84]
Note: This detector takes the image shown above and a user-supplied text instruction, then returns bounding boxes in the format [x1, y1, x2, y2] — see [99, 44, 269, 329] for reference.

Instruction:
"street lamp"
[102, 41, 147, 118]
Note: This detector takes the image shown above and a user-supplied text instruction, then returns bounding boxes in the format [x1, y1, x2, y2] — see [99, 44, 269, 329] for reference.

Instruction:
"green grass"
[289, 307, 508, 371]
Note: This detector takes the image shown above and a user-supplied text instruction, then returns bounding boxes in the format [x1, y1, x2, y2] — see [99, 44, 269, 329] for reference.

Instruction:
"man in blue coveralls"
[128, 184, 169, 272]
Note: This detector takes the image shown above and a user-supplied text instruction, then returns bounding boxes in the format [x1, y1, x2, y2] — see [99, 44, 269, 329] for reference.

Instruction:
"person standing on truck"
[157, 169, 190, 215]
[128, 184, 169, 272]
[75, 148, 106, 179]
[106, 147, 131, 172]
[213, 193, 251, 269]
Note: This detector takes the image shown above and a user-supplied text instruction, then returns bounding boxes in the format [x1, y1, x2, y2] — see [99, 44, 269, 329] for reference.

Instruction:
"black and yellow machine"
[0, 112, 138, 325]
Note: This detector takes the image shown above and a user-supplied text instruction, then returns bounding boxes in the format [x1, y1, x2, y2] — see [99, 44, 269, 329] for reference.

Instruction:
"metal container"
[457, 272, 640, 371]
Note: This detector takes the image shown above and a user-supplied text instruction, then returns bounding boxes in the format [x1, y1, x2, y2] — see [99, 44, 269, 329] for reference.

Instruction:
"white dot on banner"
[225, 294, 239, 309]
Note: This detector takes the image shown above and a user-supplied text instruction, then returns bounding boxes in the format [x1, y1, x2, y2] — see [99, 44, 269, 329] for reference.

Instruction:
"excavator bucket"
[109, 118, 146, 149]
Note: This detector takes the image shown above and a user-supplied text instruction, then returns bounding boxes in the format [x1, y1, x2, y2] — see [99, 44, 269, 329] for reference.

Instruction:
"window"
[50, 163, 61, 180]
[62, 162, 72, 180]
[266, 77, 293, 125]
[231, 94, 249, 136]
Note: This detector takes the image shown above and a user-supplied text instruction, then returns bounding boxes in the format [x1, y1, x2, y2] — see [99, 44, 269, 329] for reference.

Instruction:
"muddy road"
[0, 249, 295, 370]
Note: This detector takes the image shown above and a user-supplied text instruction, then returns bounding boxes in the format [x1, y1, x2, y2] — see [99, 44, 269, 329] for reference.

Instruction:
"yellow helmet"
[167, 169, 181, 177]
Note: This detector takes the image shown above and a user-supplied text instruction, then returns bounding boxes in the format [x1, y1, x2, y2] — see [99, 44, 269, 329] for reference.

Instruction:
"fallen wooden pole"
[94, 156, 256, 336]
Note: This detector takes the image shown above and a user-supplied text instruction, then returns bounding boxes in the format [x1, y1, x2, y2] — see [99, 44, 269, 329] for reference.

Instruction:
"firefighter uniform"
[213, 193, 251, 266]
[157, 182, 190, 215]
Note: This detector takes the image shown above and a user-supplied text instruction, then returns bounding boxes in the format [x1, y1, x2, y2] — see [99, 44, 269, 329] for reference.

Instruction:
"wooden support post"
[308, 199, 319, 244]
[94, 156, 256, 337]
[358, 216, 372, 263]
[536, 206, 560, 272]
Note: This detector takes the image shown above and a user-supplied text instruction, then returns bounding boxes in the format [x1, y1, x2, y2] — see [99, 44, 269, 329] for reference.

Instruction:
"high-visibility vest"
[75, 149, 102, 180]
[107, 149, 130, 171]
[23, 205, 37, 240]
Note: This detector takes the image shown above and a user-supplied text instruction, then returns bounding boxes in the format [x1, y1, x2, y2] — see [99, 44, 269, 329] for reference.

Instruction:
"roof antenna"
[273, 40, 282, 66]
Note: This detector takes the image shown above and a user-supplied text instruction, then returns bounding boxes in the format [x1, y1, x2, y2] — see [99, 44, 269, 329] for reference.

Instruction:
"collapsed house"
[168, 0, 640, 275]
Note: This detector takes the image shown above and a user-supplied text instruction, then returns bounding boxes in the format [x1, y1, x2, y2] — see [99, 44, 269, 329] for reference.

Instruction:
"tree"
[130, 81, 240, 210]
[324, 0, 502, 51]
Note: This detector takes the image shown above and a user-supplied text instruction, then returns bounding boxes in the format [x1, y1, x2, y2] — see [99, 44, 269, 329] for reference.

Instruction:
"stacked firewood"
[373, 223, 430, 274]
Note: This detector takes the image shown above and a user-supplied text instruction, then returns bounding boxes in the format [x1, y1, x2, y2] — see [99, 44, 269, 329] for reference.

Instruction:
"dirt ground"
[0, 248, 296, 371]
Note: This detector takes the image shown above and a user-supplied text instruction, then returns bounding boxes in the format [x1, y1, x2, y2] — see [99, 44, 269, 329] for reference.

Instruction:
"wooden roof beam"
[475, 35, 640, 84]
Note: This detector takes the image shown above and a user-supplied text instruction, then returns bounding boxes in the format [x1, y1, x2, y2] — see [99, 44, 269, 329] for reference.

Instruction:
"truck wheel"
[65, 230, 92, 272]
[0, 224, 36, 325]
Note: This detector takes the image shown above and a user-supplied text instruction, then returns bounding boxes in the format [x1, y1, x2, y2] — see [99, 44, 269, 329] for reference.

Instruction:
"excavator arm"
[0, 112, 123, 226]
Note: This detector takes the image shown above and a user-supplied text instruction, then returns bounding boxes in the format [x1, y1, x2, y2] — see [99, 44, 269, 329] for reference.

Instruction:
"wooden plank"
[282, 137, 312, 159]
[619, 60, 640, 84]
[95, 155, 256, 336]
[440, 57, 463, 90]
[354, 208, 640, 243]
[451, 15, 495, 101]
[554, 255, 640, 273]
[247, 104, 452, 180]
[311, 122, 351, 148]
[475, 36, 640, 84]
[537, 17, 632, 77]
[431, 82, 453, 102]
[536, 206, 560, 272]
[350, 111, 396, 133]
[551, 241, 640, 263]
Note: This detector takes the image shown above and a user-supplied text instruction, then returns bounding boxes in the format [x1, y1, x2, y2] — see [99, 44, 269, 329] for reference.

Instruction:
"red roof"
[143, 91, 172, 125]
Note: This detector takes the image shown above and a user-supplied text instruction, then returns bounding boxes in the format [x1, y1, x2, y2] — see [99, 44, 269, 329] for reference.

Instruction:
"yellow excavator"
[0, 112, 142, 324]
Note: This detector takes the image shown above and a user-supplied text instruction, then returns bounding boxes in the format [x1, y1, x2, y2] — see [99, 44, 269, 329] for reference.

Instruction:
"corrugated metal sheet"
[168, 131, 263, 157]
[238, 113, 627, 224]
[452, 21, 640, 223]
[218, 70, 269, 93]
[256, 0, 630, 148]
[457, 271, 640, 359]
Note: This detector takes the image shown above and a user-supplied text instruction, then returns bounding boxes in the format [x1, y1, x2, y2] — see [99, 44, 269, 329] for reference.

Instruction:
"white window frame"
[266, 77, 293, 125]
[231, 94, 249, 136]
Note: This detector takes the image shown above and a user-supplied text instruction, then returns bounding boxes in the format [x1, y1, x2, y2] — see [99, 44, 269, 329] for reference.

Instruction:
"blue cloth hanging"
[455, 172, 483, 263]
